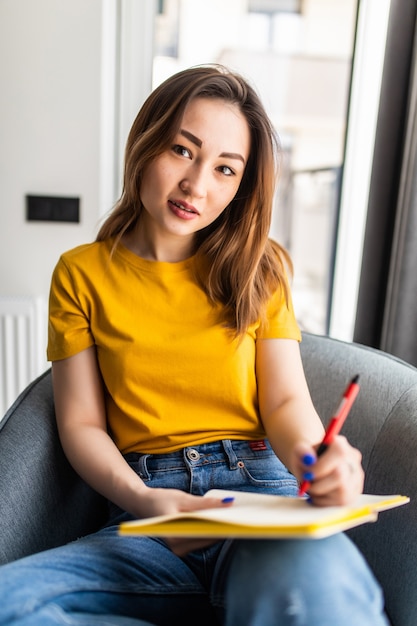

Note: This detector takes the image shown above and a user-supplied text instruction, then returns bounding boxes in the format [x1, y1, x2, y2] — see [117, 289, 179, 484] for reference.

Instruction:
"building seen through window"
[153, 0, 357, 334]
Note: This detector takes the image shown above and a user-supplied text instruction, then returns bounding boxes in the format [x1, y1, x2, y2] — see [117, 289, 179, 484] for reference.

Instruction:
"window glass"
[153, 0, 357, 334]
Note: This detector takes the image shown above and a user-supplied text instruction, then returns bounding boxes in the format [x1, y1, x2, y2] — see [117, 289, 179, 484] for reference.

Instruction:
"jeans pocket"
[236, 453, 299, 496]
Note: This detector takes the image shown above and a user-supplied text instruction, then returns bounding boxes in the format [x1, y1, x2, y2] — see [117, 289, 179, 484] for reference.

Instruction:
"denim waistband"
[124, 439, 274, 481]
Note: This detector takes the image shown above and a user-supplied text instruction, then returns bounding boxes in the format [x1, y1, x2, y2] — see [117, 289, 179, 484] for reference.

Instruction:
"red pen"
[298, 375, 360, 497]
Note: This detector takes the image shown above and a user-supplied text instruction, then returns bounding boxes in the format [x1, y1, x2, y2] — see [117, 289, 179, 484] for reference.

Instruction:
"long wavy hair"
[97, 64, 292, 336]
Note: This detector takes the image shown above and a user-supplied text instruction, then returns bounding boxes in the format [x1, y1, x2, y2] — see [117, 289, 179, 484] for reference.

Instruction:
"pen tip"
[352, 374, 360, 384]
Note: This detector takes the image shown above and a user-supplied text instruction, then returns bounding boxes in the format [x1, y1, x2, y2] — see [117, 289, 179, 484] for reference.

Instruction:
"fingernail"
[222, 497, 235, 503]
[302, 453, 316, 466]
[303, 471, 315, 482]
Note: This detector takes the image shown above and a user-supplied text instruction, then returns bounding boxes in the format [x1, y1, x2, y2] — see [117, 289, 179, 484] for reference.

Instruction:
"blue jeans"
[0, 440, 388, 625]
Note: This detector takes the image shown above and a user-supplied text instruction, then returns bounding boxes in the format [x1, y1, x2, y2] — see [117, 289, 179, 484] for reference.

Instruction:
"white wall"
[0, 0, 104, 300]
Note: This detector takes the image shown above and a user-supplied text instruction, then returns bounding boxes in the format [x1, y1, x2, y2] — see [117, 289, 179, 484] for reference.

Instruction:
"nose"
[180, 164, 208, 199]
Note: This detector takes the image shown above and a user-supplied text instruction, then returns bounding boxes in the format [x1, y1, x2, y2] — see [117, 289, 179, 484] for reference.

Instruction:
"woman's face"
[139, 97, 251, 251]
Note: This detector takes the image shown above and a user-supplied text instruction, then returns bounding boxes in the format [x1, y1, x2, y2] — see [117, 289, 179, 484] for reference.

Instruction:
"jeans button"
[187, 448, 200, 461]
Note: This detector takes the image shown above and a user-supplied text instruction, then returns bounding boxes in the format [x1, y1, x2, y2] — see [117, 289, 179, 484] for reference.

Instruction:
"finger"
[297, 443, 338, 489]
[178, 494, 235, 513]
[311, 437, 362, 478]
[307, 459, 364, 506]
[293, 441, 318, 480]
[314, 456, 363, 490]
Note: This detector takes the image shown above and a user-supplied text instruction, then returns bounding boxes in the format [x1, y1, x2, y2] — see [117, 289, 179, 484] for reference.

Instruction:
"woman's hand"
[135, 486, 233, 518]
[293, 436, 364, 506]
[134, 487, 233, 557]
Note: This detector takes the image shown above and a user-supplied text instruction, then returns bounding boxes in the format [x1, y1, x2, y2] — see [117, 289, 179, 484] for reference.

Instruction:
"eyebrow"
[179, 129, 246, 164]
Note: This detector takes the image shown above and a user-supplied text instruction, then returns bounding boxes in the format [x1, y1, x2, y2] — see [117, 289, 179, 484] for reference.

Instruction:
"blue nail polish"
[303, 471, 315, 482]
[222, 497, 235, 503]
[302, 453, 316, 466]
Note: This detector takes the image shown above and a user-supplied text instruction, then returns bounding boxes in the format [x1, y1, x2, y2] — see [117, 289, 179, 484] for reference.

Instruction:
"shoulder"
[54, 240, 114, 279]
[59, 239, 112, 266]
[51, 240, 114, 292]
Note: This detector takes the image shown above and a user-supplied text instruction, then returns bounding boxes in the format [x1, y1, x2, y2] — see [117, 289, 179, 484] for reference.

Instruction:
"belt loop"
[222, 440, 239, 469]
[137, 454, 151, 480]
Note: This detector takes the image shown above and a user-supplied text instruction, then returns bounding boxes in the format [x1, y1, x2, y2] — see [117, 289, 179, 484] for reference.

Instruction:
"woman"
[0, 65, 387, 625]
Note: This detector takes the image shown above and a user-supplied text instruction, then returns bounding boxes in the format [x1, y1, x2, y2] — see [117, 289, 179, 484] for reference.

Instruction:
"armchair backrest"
[0, 370, 106, 565]
[300, 333, 417, 626]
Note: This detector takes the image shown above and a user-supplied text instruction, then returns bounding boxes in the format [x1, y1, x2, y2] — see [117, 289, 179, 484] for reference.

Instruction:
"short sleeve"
[47, 256, 94, 361]
[256, 281, 301, 341]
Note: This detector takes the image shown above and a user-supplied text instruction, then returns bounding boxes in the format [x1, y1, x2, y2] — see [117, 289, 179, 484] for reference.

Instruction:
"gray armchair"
[1, 332, 417, 626]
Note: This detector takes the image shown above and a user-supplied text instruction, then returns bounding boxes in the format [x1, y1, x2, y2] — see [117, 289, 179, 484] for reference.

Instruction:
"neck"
[122, 222, 195, 263]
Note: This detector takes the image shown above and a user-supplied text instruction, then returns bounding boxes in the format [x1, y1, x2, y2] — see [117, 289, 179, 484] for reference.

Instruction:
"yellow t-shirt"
[47, 239, 301, 454]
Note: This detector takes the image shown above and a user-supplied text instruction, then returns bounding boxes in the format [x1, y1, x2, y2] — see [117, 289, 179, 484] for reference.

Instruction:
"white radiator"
[0, 296, 48, 415]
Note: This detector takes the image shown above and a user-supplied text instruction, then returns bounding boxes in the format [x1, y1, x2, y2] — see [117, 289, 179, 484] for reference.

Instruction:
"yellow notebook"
[119, 489, 409, 540]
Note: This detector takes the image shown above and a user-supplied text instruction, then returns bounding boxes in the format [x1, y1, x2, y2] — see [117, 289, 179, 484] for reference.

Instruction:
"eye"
[218, 165, 235, 177]
[172, 144, 191, 158]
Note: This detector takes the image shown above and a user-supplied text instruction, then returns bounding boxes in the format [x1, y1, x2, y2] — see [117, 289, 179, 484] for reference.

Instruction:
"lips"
[168, 199, 199, 216]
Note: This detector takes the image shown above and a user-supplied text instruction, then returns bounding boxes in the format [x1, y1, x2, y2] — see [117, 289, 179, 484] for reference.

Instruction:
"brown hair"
[97, 64, 292, 336]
